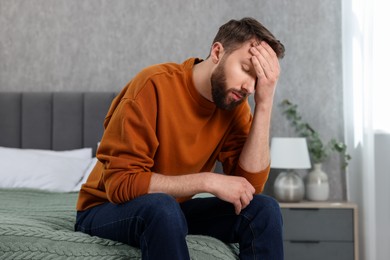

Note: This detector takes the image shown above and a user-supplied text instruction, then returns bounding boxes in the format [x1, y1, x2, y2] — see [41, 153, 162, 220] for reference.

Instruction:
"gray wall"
[0, 0, 345, 200]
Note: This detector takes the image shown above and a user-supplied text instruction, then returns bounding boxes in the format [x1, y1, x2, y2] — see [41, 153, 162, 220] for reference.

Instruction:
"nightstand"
[280, 202, 358, 260]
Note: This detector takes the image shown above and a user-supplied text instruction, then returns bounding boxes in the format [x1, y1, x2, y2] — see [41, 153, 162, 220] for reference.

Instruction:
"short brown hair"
[212, 17, 285, 59]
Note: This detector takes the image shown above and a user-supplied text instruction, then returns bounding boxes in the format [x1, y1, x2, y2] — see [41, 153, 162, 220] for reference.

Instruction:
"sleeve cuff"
[234, 163, 270, 193]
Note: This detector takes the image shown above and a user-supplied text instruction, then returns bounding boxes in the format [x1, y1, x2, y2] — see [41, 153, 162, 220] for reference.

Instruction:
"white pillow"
[23, 147, 92, 159]
[0, 147, 92, 192]
[72, 157, 98, 192]
[72, 142, 101, 192]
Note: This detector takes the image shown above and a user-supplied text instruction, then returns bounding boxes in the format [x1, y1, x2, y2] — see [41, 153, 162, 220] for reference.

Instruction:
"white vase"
[306, 163, 330, 201]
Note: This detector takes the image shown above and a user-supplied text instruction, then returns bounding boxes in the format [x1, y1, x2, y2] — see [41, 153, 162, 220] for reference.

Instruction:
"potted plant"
[280, 99, 351, 167]
[279, 99, 351, 201]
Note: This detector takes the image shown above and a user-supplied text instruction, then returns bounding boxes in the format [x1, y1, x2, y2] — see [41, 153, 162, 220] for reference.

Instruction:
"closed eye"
[242, 64, 251, 72]
[242, 63, 256, 78]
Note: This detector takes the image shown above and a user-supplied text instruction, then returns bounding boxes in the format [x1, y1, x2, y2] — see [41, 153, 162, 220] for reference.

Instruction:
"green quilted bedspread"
[0, 189, 239, 260]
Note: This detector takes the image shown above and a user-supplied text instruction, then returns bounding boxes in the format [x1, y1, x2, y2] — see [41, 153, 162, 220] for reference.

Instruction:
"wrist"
[201, 172, 216, 194]
[254, 98, 273, 111]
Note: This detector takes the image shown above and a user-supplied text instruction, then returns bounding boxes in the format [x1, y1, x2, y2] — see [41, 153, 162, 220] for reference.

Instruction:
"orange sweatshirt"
[76, 58, 270, 211]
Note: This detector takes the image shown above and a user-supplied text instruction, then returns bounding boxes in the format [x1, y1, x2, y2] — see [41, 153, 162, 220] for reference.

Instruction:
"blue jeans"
[75, 193, 283, 260]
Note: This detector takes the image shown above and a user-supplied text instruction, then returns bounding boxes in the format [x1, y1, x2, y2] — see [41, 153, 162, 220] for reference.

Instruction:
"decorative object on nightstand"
[279, 99, 352, 201]
[306, 163, 329, 201]
[270, 137, 311, 202]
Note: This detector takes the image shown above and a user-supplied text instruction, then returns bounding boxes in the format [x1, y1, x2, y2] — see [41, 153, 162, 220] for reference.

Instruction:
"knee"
[148, 193, 181, 212]
[142, 193, 180, 215]
[143, 193, 188, 232]
[249, 195, 283, 225]
[252, 194, 281, 211]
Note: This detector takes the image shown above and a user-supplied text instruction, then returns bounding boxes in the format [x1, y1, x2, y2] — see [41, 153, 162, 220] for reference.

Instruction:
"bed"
[0, 92, 239, 259]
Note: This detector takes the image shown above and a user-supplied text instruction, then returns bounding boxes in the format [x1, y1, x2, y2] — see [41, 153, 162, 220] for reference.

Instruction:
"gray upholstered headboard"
[0, 92, 116, 155]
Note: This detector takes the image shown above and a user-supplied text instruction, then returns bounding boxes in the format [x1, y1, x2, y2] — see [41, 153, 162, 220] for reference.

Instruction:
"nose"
[241, 78, 256, 94]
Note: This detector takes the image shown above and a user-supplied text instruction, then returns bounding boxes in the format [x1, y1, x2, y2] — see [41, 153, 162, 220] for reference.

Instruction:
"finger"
[249, 184, 256, 194]
[240, 195, 250, 210]
[251, 50, 278, 78]
[251, 43, 280, 77]
[260, 41, 278, 58]
[233, 201, 242, 215]
[240, 194, 248, 206]
[255, 53, 278, 80]
[258, 41, 279, 71]
[250, 48, 273, 79]
[251, 55, 266, 79]
[247, 191, 254, 201]
[251, 44, 271, 67]
[241, 191, 253, 208]
[256, 46, 273, 71]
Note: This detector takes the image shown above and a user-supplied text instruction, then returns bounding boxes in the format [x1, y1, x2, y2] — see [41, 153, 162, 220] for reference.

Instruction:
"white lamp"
[270, 137, 311, 202]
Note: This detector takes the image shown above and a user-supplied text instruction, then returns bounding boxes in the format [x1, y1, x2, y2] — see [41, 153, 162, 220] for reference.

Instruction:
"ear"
[210, 42, 225, 64]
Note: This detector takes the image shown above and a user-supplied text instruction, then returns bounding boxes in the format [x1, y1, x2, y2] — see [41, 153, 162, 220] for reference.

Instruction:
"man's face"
[210, 41, 257, 111]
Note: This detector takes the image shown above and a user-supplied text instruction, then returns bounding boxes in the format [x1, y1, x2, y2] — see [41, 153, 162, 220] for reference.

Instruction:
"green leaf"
[279, 99, 351, 168]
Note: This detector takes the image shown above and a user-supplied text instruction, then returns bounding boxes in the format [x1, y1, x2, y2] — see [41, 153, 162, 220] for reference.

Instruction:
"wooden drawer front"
[281, 208, 353, 241]
[284, 241, 354, 260]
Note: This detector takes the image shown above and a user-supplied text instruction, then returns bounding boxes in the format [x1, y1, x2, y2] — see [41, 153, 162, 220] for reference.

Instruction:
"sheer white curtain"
[343, 0, 390, 259]
[372, 2, 390, 133]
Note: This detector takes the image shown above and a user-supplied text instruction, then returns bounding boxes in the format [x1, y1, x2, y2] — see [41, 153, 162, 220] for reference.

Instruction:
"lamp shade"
[270, 137, 311, 169]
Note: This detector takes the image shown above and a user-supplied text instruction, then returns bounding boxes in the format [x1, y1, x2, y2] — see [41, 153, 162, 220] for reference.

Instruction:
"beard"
[210, 58, 247, 111]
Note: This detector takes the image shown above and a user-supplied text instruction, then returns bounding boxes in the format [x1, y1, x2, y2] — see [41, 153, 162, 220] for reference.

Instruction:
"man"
[75, 17, 285, 259]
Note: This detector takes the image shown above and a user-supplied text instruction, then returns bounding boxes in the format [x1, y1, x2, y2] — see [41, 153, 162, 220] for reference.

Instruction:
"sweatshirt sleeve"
[97, 83, 159, 204]
[234, 163, 270, 194]
[217, 102, 270, 194]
